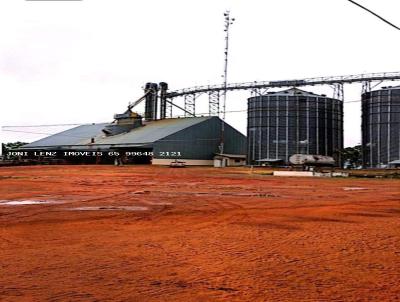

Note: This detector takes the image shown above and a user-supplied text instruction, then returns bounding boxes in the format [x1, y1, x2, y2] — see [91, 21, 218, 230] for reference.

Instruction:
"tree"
[3, 142, 28, 150]
[341, 145, 362, 168]
[2, 142, 28, 159]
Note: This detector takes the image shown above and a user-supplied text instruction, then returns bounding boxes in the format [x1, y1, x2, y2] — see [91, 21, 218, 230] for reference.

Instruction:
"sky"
[1, 0, 399, 149]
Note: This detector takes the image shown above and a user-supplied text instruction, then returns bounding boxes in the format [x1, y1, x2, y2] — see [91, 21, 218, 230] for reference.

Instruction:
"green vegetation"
[341, 145, 362, 168]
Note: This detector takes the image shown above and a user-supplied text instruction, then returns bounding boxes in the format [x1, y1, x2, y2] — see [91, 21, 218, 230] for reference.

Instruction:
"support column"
[208, 91, 220, 116]
[166, 98, 173, 118]
[362, 81, 371, 94]
[184, 94, 196, 117]
[159, 82, 168, 119]
[333, 83, 344, 101]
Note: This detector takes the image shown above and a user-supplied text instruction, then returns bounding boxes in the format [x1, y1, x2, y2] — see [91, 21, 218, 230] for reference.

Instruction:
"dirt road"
[1, 166, 399, 301]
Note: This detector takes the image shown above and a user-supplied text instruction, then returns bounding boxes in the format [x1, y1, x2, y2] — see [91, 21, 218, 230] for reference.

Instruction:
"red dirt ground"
[0, 165, 399, 302]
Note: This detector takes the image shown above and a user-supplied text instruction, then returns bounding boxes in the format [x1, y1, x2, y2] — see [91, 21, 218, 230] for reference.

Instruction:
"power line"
[2, 123, 97, 128]
[2, 129, 91, 138]
[2, 128, 226, 143]
[347, 0, 400, 31]
[344, 100, 361, 103]
[3, 103, 365, 132]
[0, 101, 362, 139]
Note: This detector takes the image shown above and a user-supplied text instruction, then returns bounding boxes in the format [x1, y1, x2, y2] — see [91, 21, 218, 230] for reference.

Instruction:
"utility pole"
[219, 10, 235, 156]
[222, 10, 235, 120]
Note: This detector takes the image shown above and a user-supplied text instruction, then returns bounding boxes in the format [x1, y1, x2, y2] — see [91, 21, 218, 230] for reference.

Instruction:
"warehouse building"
[20, 113, 246, 166]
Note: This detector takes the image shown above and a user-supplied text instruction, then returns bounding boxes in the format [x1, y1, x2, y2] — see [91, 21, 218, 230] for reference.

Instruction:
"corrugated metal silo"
[247, 88, 343, 165]
[362, 86, 400, 168]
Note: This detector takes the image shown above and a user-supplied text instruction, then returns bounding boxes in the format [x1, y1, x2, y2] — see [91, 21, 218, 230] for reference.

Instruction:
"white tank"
[289, 154, 336, 166]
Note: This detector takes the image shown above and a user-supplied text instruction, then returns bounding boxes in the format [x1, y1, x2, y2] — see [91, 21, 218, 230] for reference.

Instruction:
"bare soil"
[0, 165, 399, 301]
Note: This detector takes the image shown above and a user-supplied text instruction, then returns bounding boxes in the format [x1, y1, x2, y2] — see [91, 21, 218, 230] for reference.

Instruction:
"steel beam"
[333, 83, 344, 101]
[166, 98, 173, 118]
[208, 90, 220, 116]
[166, 71, 400, 98]
[362, 81, 371, 94]
[184, 94, 196, 117]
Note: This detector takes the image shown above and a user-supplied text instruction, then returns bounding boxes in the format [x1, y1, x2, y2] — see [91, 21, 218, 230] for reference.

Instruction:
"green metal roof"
[22, 117, 213, 149]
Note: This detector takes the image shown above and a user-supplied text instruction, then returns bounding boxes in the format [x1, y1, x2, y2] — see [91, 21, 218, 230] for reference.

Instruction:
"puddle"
[147, 191, 276, 197]
[131, 191, 150, 195]
[343, 187, 368, 191]
[70, 206, 148, 211]
[0, 200, 60, 205]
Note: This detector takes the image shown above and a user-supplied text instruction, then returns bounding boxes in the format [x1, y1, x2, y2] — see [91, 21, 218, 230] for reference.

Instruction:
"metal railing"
[166, 71, 400, 98]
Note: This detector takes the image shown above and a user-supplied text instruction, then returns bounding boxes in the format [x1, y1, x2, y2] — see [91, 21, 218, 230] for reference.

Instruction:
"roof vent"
[103, 110, 143, 136]
[102, 128, 112, 135]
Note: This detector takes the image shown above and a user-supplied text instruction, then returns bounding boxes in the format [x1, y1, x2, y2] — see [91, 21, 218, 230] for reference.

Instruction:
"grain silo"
[247, 88, 343, 165]
[362, 86, 400, 168]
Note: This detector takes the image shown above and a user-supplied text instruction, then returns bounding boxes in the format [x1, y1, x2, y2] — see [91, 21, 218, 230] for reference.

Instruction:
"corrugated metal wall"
[153, 117, 246, 160]
[247, 92, 343, 165]
[362, 87, 400, 167]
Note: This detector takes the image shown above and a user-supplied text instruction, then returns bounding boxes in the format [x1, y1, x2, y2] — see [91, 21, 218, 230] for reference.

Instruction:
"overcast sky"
[1, 0, 399, 148]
